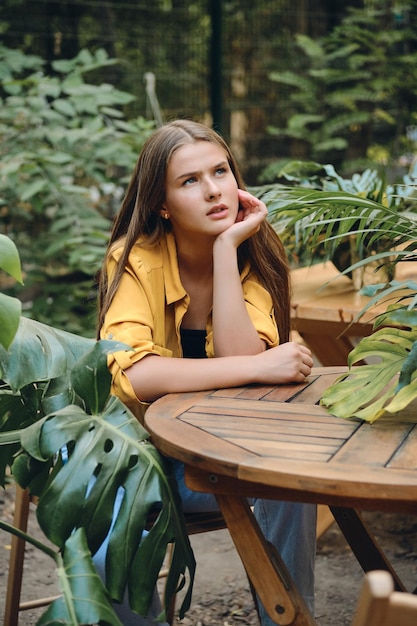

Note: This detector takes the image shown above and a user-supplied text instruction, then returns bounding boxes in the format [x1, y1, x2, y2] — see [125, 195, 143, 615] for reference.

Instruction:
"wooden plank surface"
[145, 368, 417, 510]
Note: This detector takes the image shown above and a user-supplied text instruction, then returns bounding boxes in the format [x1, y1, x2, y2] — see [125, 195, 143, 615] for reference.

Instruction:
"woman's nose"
[205, 179, 221, 200]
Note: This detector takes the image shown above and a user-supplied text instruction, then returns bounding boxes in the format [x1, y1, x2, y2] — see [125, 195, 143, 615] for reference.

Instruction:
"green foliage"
[256, 160, 417, 268]
[268, 1, 417, 169]
[39, 529, 125, 626]
[256, 160, 417, 422]
[0, 236, 195, 623]
[321, 318, 417, 422]
[0, 45, 155, 336]
[0, 233, 22, 349]
[0, 317, 94, 393]
[268, 33, 366, 162]
[0, 328, 195, 622]
[0, 521, 124, 626]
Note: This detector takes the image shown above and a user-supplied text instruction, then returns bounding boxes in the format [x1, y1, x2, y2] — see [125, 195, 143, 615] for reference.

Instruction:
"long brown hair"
[97, 119, 290, 342]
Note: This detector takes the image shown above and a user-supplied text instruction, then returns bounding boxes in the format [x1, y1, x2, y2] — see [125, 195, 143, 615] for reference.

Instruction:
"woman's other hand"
[253, 342, 314, 384]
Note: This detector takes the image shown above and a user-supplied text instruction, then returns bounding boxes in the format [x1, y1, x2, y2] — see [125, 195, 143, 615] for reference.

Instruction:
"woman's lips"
[207, 204, 228, 218]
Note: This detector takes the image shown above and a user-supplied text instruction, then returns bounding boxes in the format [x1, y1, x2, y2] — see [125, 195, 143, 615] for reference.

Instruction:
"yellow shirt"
[100, 232, 279, 419]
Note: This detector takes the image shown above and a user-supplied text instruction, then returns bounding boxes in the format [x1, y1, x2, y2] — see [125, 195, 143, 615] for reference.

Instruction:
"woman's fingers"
[237, 189, 268, 219]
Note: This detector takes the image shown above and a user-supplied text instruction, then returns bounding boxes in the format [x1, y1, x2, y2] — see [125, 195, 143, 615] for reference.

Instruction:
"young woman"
[97, 119, 316, 625]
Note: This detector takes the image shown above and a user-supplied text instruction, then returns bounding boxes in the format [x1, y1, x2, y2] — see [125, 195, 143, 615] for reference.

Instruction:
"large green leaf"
[0, 234, 23, 349]
[0, 292, 21, 351]
[0, 336, 195, 619]
[18, 395, 195, 619]
[0, 233, 23, 283]
[38, 528, 123, 626]
[0, 337, 129, 489]
[321, 326, 417, 422]
[70, 340, 113, 414]
[0, 317, 95, 390]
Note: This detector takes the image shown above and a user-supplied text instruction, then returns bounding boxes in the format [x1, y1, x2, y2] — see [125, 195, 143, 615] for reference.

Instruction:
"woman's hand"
[212, 189, 269, 356]
[253, 342, 314, 384]
[215, 189, 268, 249]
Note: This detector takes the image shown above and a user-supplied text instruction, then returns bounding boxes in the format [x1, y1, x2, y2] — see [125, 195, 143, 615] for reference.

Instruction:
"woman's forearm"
[126, 343, 313, 403]
[212, 238, 264, 356]
[126, 353, 253, 402]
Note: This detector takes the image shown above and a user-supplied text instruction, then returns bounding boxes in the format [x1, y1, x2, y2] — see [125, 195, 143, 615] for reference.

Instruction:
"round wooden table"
[145, 367, 417, 625]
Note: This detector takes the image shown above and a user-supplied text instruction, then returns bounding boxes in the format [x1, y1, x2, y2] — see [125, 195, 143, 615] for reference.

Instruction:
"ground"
[2, 486, 417, 626]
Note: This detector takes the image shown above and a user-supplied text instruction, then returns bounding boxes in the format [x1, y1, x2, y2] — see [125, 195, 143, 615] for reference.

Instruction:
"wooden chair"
[351, 570, 417, 626]
[4, 484, 333, 625]
[3, 487, 62, 626]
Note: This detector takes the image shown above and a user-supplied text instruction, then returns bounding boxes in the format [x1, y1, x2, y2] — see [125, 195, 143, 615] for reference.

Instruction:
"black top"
[180, 328, 207, 359]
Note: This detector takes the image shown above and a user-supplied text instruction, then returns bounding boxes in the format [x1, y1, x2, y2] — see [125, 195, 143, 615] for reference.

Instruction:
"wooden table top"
[290, 261, 417, 326]
[145, 367, 417, 513]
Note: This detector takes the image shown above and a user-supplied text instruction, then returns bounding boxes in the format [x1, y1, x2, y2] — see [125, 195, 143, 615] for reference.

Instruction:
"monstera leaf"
[321, 320, 417, 422]
[15, 394, 195, 618]
[0, 316, 95, 392]
[0, 318, 127, 487]
[0, 334, 196, 621]
[38, 528, 124, 626]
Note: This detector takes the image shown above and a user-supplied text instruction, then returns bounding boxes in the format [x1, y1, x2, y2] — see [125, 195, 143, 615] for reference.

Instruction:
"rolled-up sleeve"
[100, 248, 171, 413]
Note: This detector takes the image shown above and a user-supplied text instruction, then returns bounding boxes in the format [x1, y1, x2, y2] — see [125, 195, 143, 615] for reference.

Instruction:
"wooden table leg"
[215, 494, 317, 626]
[316, 505, 334, 539]
[330, 507, 407, 592]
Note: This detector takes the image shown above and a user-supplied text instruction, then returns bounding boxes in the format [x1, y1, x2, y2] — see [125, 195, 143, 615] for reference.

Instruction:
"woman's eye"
[183, 176, 197, 186]
[215, 167, 227, 175]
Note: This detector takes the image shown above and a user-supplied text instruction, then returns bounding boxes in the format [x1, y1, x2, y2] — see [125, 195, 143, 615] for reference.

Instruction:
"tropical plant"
[268, 33, 362, 161]
[267, 0, 417, 170]
[0, 45, 155, 335]
[253, 159, 417, 423]
[0, 234, 23, 350]
[255, 159, 416, 272]
[0, 236, 195, 624]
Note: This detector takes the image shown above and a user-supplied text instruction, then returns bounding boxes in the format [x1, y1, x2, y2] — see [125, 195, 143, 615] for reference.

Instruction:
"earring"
[164, 213, 169, 220]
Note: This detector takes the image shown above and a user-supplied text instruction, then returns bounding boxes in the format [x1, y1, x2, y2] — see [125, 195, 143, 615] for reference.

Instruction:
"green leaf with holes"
[17, 390, 195, 620]
[38, 528, 123, 626]
[0, 331, 195, 621]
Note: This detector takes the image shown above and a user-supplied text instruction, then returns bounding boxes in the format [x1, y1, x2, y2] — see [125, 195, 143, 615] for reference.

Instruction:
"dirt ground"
[2, 485, 417, 626]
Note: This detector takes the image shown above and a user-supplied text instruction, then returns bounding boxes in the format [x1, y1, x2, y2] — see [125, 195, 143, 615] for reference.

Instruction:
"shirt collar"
[161, 232, 252, 303]
[161, 232, 188, 305]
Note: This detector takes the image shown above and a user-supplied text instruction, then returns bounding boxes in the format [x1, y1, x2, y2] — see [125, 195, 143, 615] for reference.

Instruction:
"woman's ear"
[159, 209, 170, 220]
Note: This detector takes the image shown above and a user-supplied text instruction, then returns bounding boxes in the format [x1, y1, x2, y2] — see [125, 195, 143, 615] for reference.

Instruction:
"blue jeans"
[93, 461, 316, 625]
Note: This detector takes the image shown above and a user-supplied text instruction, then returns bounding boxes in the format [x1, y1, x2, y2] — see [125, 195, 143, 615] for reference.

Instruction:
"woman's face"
[162, 140, 239, 239]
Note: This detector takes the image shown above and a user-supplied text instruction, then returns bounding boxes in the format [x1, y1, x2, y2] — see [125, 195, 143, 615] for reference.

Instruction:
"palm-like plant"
[252, 160, 417, 423]
[0, 234, 195, 624]
[256, 160, 416, 269]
